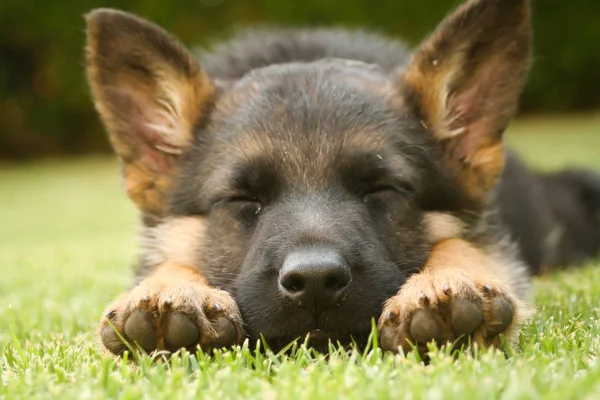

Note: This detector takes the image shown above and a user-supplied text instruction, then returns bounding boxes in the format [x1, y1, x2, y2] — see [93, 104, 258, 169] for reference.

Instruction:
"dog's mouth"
[305, 329, 335, 348]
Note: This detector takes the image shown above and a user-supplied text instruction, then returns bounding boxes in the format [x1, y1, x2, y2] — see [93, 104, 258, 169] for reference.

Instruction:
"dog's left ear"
[402, 0, 532, 202]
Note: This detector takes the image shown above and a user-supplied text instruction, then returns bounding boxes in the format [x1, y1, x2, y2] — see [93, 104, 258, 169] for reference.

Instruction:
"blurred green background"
[1, 0, 599, 159]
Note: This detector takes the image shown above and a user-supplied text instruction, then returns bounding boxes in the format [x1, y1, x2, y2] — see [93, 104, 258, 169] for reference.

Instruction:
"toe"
[124, 310, 157, 351]
[410, 309, 445, 344]
[207, 316, 238, 349]
[101, 323, 128, 355]
[164, 312, 199, 351]
[485, 297, 514, 337]
[450, 298, 482, 336]
[378, 325, 400, 352]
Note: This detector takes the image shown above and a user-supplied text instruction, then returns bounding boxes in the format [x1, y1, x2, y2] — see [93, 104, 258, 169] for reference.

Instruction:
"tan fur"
[122, 163, 176, 216]
[403, 53, 462, 140]
[140, 216, 206, 268]
[378, 238, 533, 354]
[445, 142, 507, 202]
[423, 212, 465, 243]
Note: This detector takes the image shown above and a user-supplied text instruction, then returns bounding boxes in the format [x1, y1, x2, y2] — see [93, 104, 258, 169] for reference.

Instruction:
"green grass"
[2, 115, 600, 399]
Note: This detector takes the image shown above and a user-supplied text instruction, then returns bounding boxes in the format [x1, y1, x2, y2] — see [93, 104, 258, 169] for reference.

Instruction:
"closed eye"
[219, 196, 263, 222]
[226, 196, 261, 204]
[226, 196, 262, 211]
[365, 183, 413, 196]
[363, 183, 413, 203]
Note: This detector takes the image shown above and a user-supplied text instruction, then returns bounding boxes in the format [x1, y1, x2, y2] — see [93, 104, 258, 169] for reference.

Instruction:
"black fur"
[538, 169, 600, 266]
[496, 154, 600, 273]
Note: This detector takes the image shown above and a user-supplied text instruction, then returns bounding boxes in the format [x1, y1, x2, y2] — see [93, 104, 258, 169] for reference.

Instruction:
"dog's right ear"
[85, 9, 214, 217]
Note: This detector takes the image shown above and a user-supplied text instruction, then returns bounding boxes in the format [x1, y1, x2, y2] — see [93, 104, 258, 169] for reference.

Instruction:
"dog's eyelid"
[395, 181, 415, 194]
[226, 195, 262, 204]
[211, 190, 263, 206]
[367, 181, 414, 195]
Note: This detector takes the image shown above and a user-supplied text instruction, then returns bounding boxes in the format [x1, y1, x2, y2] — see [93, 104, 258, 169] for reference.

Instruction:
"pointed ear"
[85, 9, 214, 217]
[402, 0, 532, 202]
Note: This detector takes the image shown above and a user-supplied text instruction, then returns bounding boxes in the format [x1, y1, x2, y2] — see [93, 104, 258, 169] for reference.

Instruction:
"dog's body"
[86, 0, 600, 356]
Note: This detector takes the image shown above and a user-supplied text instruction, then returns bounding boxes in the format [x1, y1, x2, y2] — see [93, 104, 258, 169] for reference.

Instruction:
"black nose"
[278, 247, 352, 311]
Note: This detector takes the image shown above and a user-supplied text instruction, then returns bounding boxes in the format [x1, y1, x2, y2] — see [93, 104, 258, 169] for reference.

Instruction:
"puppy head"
[86, 0, 531, 350]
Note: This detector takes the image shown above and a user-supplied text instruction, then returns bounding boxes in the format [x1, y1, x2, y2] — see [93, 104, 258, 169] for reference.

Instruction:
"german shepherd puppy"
[86, 0, 600, 356]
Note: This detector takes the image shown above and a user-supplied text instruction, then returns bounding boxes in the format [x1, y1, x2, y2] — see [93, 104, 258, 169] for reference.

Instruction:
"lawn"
[1, 115, 600, 399]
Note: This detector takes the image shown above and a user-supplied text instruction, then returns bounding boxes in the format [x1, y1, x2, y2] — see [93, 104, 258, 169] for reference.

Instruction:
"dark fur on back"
[538, 169, 600, 266]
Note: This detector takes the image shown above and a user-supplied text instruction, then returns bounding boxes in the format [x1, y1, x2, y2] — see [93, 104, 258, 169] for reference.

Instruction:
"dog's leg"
[378, 238, 532, 354]
[99, 262, 244, 355]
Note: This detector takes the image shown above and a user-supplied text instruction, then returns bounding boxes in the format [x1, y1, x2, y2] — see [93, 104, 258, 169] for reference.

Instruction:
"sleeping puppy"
[85, 0, 599, 356]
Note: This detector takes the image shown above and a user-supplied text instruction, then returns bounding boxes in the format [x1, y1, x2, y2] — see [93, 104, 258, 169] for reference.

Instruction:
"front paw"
[99, 278, 244, 355]
[377, 271, 528, 354]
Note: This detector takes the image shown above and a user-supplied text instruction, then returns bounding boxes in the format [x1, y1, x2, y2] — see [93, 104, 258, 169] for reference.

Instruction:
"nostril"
[280, 273, 305, 293]
[325, 273, 350, 291]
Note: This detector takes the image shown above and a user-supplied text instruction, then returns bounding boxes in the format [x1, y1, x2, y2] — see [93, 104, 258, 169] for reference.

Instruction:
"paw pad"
[450, 298, 482, 336]
[409, 309, 445, 343]
[124, 310, 157, 351]
[164, 312, 199, 351]
[485, 297, 514, 338]
[209, 317, 238, 349]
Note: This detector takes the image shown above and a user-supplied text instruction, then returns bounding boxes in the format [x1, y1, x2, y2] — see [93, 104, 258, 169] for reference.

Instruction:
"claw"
[482, 285, 493, 296]
[419, 292, 430, 306]
[105, 310, 117, 319]
[443, 284, 451, 295]
[205, 303, 223, 319]
[383, 310, 399, 326]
